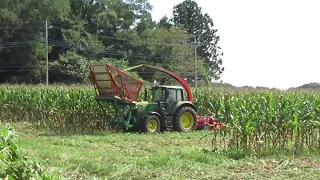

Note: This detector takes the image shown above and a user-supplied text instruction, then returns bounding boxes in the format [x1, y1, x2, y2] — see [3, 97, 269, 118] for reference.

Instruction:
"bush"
[0, 123, 53, 179]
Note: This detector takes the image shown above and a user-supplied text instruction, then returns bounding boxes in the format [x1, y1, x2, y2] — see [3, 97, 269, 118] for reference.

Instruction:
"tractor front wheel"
[140, 115, 161, 133]
[173, 106, 197, 132]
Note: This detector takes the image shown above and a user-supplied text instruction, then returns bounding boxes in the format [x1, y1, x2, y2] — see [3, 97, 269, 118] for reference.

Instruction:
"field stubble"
[10, 122, 320, 179]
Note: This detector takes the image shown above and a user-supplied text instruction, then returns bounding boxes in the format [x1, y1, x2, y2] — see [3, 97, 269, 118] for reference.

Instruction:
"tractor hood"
[134, 101, 159, 115]
[135, 101, 149, 112]
[135, 101, 148, 108]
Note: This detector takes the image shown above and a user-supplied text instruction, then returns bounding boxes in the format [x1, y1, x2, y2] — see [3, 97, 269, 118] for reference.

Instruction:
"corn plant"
[0, 123, 53, 179]
[0, 85, 115, 132]
[0, 84, 320, 155]
[193, 88, 320, 156]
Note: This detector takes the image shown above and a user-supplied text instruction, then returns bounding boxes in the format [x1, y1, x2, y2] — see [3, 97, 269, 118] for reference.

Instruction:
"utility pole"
[194, 37, 198, 88]
[45, 20, 49, 86]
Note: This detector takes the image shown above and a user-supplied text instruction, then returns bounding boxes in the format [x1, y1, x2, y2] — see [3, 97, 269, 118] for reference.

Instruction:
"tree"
[171, 0, 224, 81]
[0, 0, 220, 85]
[157, 16, 173, 29]
[50, 51, 91, 84]
[0, 0, 70, 83]
[134, 27, 194, 84]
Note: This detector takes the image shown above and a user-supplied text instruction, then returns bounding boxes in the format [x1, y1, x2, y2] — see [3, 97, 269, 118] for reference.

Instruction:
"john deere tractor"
[89, 64, 197, 133]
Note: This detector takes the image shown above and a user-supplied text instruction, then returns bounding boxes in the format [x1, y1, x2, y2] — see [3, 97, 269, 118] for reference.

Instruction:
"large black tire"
[140, 115, 161, 133]
[173, 106, 197, 132]
[154, 108, 167, 132]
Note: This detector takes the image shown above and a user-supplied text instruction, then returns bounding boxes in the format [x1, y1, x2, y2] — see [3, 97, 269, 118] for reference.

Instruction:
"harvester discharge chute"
[89, 64, 143, 102]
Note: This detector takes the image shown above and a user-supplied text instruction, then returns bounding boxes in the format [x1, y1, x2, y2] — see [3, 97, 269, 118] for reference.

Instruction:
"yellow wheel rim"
[148, 119, 158, 132]
[180, 112, 195, 129]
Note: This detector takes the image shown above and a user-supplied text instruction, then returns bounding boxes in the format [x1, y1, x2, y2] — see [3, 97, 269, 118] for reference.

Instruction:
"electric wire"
[48, 39, 192, 59]
[0, 39, 193, 59]
[0, 22, 198, 47]
[0, 21, 201, 79]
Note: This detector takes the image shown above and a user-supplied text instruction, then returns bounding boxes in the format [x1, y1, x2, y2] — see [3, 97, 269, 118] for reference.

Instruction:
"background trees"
[0, 0, 224, 86]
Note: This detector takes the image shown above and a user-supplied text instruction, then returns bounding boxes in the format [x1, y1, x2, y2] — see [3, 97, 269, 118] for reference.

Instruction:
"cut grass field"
[10, 122, 320, 180]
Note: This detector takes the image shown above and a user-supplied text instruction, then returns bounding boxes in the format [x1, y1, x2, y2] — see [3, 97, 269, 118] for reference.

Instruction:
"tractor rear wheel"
[173, 106, 197, 132]
[140, 115, 161, 133]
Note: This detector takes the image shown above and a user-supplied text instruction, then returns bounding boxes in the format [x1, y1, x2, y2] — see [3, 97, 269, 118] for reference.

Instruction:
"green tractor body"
[128, 85, 197, 132]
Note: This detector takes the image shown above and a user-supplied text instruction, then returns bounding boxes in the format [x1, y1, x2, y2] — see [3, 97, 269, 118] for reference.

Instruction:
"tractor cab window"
[166, 88, 185, 111]
[167, 88, 177, 104]
[176, 89, 183, 101]
[152, 88, 166, 101]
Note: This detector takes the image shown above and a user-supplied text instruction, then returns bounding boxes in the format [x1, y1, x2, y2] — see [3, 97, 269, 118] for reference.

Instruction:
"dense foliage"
[1, 85, 320, 156]
[0, 0, 223, 85]
[0, 124, 53, 179]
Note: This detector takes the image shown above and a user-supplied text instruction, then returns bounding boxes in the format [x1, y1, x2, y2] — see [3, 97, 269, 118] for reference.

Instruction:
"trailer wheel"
[140, 115, 161, 133]
[173, 106, 197, 132]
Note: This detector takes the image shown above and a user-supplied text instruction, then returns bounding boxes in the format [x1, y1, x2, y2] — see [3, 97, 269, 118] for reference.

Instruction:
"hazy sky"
[148, 0, 320, 89]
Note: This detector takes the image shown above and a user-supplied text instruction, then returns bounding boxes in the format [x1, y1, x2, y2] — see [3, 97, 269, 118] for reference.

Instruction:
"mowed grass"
[11, 122, 320, 180]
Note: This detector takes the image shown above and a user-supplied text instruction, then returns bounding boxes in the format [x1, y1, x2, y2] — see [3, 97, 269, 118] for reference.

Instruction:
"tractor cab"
[144, 85, 185, 115]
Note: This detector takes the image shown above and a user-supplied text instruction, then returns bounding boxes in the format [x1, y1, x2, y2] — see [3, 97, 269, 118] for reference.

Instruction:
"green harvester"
[89, 63, 198, 133]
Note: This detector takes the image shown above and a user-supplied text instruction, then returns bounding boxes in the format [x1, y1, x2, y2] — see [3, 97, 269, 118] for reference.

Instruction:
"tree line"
[0, 0, 224, 85]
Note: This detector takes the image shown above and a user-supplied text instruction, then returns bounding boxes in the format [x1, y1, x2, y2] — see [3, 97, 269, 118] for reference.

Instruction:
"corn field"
[194, 87, 320, 156]
[0, 85, 320, 155]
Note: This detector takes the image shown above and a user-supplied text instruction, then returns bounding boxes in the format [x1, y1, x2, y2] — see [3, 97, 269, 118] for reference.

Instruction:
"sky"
[148, 0, 320, 89]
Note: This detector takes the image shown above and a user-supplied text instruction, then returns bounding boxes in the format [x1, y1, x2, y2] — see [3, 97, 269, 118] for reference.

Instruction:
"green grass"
[9, 122, 320, 180]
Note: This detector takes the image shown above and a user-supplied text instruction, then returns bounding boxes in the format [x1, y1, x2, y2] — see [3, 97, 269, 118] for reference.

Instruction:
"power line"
[0, 41, 41, 45]
[0, 39, 193, 59]
[48, 25, 194, 47]
[0, 20, 201, 81]
[0, 67, 198, 77]
[0, 27, 45, 30]
[0, 69, 38, 72]
[0, 41, 42, 45]
[0, 69, 201, 79]
[0, 41, 42, 48]
[0, 20, 207, 84]
[90, 33, 195, 47]
[0, 38, 188, 57]
[0, 41, 43, 49]
[0, 19, 200, 47]
[0, 44, 35, 48]
[0, 66, 38, 67]
[0, 23, 197, 47]
[0, 20, 46, 25]
[48, 39, 192, 59]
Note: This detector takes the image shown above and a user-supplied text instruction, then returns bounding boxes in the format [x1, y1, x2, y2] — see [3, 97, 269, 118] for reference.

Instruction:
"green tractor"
[129, 85, 197, 132]
[90, 64, 197, 133]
